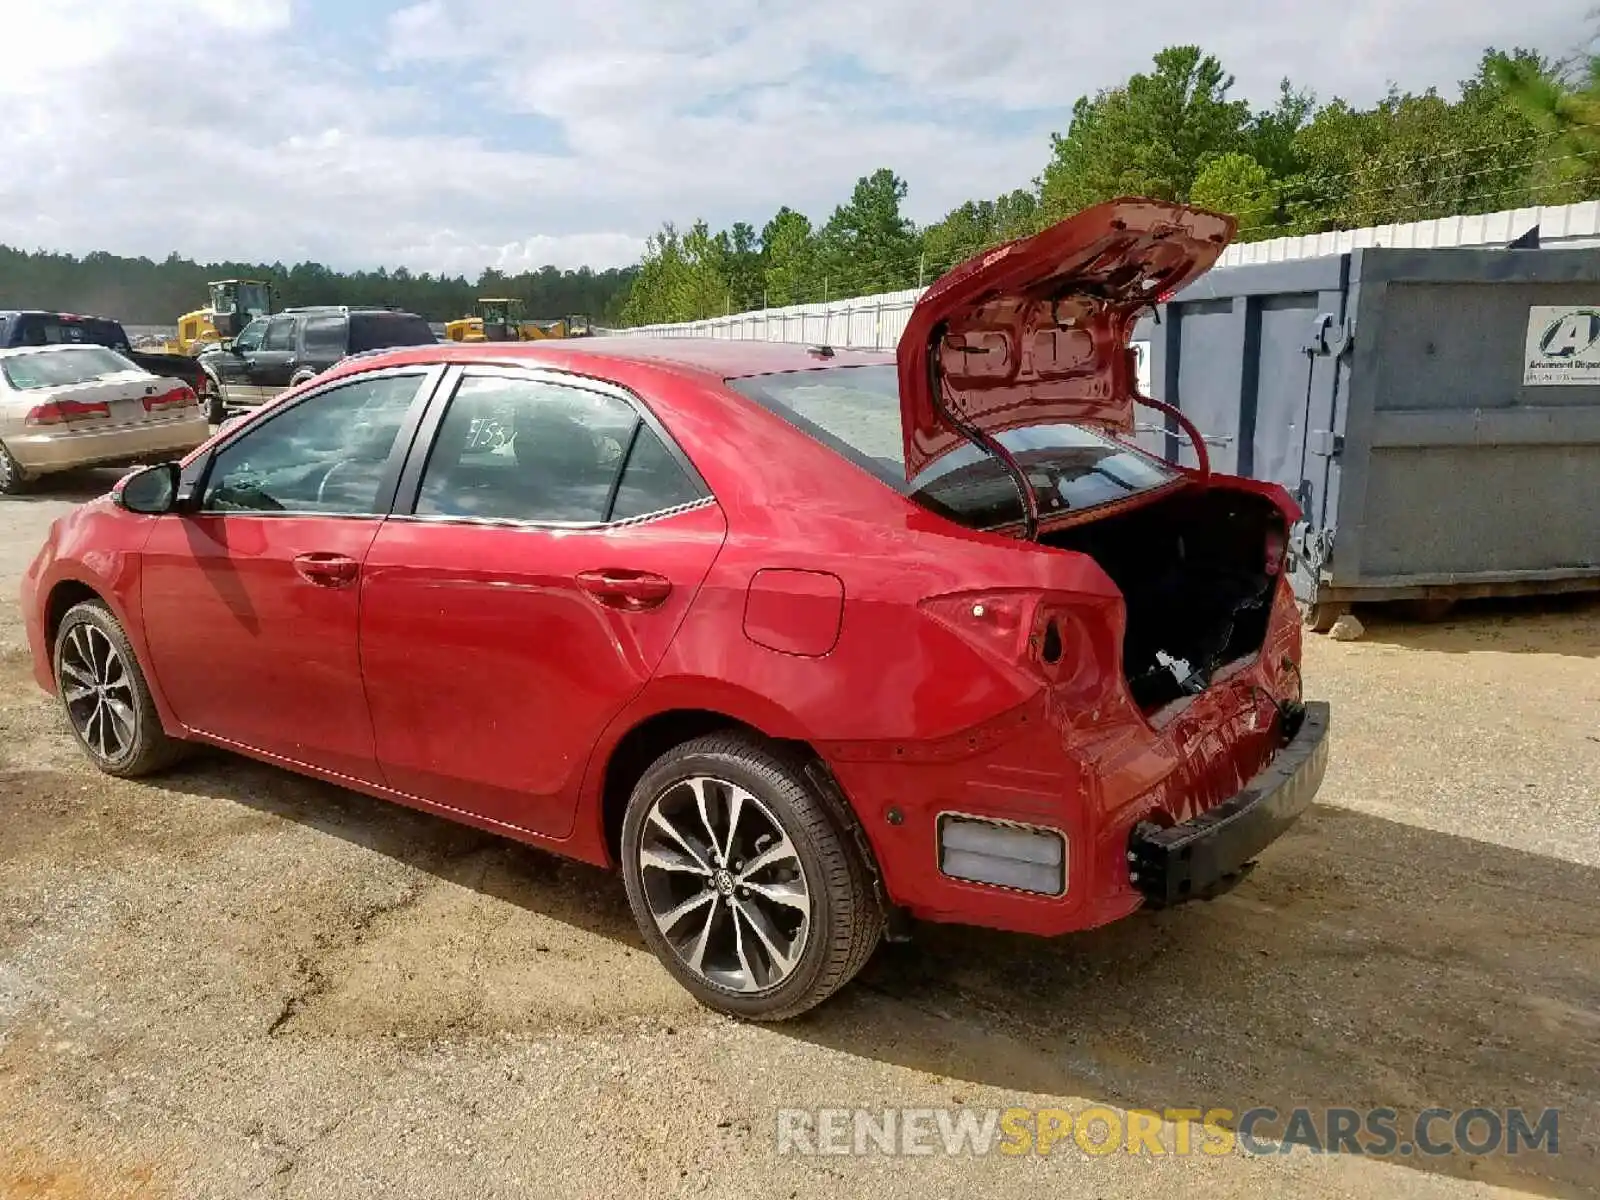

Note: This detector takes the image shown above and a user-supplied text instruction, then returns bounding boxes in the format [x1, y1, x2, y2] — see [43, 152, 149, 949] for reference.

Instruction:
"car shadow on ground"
[139, 749, 1600, 1197]
[3, 467, 127, 504]
[144, 749, 644, 948]
[1344, 593, 1600, 658]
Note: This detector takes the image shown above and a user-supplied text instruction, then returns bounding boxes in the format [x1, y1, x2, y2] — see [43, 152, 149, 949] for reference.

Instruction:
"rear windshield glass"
[2, 347, 138, 390]
[347, 313, 437, 354]
[727, 364, 1176, 528]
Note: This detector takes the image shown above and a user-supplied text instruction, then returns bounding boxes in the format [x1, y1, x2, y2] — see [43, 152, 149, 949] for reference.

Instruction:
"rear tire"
[290, 370, 318, 388]
[620, 733, 882, 1021]
[54, 601, 187, 777]
[0, 440, 31, 495]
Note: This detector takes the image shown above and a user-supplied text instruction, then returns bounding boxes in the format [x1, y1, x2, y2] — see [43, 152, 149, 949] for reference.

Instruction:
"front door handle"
[575, 569, 672, 611]
[293, 552, 360, 588]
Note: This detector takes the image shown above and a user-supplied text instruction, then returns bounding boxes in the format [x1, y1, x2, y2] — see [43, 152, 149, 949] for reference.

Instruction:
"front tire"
[201, 377, 225, 426]
[620, 733, 882, 1021]
[54, 601, 186, 777]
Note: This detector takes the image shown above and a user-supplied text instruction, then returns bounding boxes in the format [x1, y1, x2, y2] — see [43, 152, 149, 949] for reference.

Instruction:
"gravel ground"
[1, 471, 1597, 1200]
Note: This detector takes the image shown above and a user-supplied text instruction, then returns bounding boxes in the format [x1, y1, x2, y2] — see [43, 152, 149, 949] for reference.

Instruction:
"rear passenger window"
[610, 426, 702, 520]
[415, 375, 639, 523]
[301, 316, 346, 356]
[262, 317, 297, 351]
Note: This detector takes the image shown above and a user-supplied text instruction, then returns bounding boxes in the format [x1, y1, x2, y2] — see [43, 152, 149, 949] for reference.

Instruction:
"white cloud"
[0, 0, 1583, 280]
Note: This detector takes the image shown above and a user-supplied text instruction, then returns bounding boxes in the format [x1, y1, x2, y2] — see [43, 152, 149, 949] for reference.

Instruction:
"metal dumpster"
[1132, 245, 1600, 627]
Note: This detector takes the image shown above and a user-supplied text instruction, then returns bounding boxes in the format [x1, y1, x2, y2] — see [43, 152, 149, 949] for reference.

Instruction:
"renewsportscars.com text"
[775, 1105, 1560, 1159]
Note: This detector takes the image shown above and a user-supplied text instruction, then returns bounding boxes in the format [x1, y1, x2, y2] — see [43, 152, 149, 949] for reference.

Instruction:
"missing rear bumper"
[1128, 700, 1331, 908]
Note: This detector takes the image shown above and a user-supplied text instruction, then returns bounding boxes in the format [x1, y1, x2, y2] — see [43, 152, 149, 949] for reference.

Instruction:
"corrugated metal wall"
[606, 201, 1600, 349]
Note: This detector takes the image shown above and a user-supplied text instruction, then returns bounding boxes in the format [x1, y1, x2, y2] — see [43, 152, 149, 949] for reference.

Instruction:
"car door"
[138, 366, 441, 781]
[359, 366, 726, 836]
[211, 318, 266, 407]
[248, 315, 300, 404]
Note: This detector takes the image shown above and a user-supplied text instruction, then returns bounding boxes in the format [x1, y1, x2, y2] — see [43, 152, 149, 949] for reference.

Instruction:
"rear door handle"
[575, 569, 672, 611]
[293, 552, 360, 588]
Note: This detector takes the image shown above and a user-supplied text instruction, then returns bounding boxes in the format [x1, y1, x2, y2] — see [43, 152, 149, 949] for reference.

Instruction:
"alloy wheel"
[637, 775, 812, 993]
[59, 623, 136, 762]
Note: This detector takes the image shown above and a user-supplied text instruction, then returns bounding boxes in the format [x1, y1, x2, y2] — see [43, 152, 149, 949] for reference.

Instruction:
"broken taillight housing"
[919, 589, 1111, 693]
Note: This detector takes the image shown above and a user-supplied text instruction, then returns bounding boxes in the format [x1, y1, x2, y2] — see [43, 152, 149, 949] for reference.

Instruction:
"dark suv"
[198, 306, 435, 421]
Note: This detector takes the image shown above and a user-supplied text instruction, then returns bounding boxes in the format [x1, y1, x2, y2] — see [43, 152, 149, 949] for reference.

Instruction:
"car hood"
[896, 198, 1234, 479]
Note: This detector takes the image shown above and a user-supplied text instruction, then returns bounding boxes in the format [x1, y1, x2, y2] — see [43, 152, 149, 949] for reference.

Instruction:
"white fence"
[606, 200, 1600, 351]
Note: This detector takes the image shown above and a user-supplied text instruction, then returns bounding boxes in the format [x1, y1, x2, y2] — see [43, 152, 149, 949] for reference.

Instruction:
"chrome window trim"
[383, 494, 717, 533]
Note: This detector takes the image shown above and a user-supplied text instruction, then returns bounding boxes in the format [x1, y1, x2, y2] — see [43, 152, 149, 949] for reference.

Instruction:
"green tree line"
[620, 36, 1600, 325]
[0, 246, 638, 329]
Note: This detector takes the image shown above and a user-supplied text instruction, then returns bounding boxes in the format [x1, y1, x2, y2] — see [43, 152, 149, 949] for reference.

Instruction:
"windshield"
[209, 281, 271, 321]
[2, 347, 139, 390]
[727, 364, 1177, 528]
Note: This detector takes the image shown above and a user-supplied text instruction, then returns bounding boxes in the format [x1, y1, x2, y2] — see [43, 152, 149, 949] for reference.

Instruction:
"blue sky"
[0, 0, 1583, 277]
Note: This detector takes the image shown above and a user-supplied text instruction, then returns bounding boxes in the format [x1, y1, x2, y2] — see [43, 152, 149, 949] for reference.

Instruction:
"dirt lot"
[1, 472, 1597, 1200]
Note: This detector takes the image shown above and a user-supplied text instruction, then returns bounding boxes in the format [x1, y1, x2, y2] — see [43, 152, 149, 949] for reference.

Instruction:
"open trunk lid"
[897, 198, 1234, 479]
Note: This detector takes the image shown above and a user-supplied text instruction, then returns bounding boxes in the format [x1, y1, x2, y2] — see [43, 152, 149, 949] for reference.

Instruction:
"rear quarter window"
[348, 314, 436, 353]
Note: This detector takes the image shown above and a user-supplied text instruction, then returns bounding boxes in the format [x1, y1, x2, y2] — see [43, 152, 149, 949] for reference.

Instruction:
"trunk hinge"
[1132, 390, 1212, 487]
[927, 325, 1040, 540]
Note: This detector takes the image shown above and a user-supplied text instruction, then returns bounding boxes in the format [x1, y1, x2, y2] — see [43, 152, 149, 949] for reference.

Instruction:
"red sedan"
[21, 200, 1328, 1020]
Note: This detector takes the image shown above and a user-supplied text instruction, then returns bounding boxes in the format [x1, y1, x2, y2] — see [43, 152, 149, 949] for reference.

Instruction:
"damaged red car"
[22, 199, 1329, 1020]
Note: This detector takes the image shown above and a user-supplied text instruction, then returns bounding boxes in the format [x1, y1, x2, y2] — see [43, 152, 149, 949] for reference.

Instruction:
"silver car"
[0, 345, 210, 494]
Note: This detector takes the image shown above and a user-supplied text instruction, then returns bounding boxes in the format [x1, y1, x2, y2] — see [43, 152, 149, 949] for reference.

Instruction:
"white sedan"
[0, 344, 210, 494]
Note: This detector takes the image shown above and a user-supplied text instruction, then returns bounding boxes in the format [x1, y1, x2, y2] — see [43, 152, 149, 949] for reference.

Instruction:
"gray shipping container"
[1132, 246, 1600, 627]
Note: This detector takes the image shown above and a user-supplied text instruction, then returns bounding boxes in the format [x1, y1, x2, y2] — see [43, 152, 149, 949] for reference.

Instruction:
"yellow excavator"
[524, 314, 596, 340]
[163, 280, 274, 354]
[444, 297, 527, 342]
[445, 300, 597, 343]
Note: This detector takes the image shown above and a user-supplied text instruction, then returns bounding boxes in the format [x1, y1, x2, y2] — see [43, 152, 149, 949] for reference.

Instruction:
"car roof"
[0, 309, 120, 323]
[333, 336, 894, 385]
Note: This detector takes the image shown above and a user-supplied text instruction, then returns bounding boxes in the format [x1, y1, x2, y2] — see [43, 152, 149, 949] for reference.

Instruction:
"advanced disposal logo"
[1524, 306, 1600, 385]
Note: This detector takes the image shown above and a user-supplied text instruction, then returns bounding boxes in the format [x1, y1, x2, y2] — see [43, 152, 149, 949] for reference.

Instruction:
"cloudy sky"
[0, 0, 1582, 276]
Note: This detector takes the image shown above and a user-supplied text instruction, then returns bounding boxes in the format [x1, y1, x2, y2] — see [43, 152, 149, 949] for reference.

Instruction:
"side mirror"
[116, 463, 180, 515]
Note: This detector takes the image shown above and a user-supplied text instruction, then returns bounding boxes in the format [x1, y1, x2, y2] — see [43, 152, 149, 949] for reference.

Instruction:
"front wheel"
[620, 734, 883, 1021]
[200, 377, 225, 426]
[54, 601, 187, 777]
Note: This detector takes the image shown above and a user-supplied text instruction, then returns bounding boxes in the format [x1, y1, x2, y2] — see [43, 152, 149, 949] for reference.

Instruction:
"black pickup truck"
[0, 310, 210, 398]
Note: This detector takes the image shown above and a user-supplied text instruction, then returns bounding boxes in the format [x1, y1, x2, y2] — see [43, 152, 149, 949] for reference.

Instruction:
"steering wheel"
[316, 459, 355, 506]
